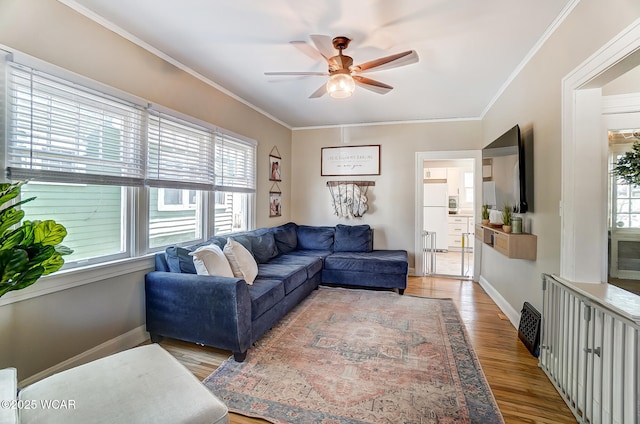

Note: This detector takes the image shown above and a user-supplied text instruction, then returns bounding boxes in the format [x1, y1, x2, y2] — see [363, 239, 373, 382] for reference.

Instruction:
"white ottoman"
[15, 344, 228, 424]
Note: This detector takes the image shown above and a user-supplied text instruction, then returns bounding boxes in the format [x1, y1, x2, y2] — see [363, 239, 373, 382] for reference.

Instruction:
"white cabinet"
[447, 215, 474, 250]
[424, 167, 447, 180]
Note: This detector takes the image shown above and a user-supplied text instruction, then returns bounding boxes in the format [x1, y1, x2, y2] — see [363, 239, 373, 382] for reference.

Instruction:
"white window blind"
[6, 63, 145, 186]
[215, 131, 256, 193]
[146, 111, 215, 191]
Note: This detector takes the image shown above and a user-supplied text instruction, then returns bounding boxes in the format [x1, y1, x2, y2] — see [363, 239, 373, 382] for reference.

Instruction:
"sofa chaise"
[145, 223, 408, 362]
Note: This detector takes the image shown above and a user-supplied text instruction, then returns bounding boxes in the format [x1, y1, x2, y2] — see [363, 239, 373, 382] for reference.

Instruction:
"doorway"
[607, 111, 640, 296]
[415, 151, 482, 279]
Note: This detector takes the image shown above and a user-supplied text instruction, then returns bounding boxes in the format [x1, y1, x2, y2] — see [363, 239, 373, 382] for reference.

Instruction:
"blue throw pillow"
[250, 232, 279, 263]
[204, 236, 226, 250]
[165, 246, 197, 274]
[272, 222, 298, 254]
[334, 224, 373, 252]
[297, 225, 335, 250]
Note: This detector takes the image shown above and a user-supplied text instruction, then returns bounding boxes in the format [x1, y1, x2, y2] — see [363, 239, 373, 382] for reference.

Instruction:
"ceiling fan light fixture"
[326, 73, 355, 99]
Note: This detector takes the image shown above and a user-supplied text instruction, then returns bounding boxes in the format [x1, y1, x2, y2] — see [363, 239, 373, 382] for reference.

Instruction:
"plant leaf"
[0, 181, 26, 207]
[0, 207, 25, 236]
[0, 248, 29, 286]
[9, 266, 45, 292]
[40, 252, 65, 275]
[0, 227, 26, 251]
[55, 245, 74, 256]
[33, 220, 68, 246]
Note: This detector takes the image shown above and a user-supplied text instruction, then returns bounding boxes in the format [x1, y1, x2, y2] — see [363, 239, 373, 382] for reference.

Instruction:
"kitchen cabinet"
[424, 167, 447, 181]
[447, 215, 474, 250]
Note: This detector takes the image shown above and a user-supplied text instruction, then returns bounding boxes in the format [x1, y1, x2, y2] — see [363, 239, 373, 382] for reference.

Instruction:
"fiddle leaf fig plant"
[613, 140, 640, 186]
[0, 181, 72, 298]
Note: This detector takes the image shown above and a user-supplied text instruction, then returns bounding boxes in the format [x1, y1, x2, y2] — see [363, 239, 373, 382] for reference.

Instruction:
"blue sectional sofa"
[145, 222, 408, 361]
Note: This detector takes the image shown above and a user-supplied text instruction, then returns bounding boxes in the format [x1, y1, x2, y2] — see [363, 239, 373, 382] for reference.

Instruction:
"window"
[20, 182, 127, 264]
[6, 62, 143, 266]
[158, 188, 198, 211]
[463, 171, 474, 204]
[610, 144, 640, 229]
[214, 192, 249, 235]
[149, 187, 203, 249]
[213, 130, 256, 235]
[3, 55, 257, 268]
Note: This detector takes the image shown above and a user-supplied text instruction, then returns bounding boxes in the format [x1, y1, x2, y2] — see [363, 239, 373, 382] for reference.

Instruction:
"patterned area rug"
[203, 287, 503, 423]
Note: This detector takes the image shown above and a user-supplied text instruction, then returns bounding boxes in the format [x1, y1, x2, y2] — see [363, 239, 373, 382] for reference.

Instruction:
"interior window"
[21, 182, 128, 265]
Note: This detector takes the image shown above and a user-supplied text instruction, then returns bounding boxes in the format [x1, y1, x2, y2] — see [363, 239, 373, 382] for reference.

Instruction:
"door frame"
[415, 150, 482, 276]
[606, 110, 640, 279]
[560, 18, 640, 283]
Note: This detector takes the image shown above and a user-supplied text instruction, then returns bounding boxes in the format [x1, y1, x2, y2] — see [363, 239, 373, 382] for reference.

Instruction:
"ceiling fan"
[265, 35, 419, 99]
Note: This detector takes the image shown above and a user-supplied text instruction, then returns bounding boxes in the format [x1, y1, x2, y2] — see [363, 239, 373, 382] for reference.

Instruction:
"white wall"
[291, 121, 482, 268]
[480, 0, 640, 318]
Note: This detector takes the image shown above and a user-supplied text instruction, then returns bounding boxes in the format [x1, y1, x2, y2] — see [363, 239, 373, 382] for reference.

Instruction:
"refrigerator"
[423, 182, 449, 251]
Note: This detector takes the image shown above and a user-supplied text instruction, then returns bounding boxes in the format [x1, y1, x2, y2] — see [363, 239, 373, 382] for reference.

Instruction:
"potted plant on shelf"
[0, 181, 72, 298]
[502, 204, 513, 233]
[481, 204, 490, 225]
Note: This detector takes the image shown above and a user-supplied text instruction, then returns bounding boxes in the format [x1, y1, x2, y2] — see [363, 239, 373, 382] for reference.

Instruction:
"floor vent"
[518, 301, 540, 357]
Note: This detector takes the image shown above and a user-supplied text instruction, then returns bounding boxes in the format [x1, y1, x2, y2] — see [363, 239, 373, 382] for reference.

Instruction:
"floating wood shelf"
[475, 224, 537, 260]
[326, 181, 375, 187]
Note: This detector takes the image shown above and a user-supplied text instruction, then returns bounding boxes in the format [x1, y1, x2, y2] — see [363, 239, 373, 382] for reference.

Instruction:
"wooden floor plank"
[146, 277, 576, 424]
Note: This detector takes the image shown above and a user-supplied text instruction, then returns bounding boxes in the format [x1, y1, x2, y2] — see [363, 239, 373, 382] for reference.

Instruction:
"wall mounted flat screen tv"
[482, 124, 533, 213]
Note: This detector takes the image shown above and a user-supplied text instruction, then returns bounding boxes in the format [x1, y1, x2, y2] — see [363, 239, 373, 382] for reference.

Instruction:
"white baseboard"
[19, 325, 149, 388]
[478, 275, 521, 329]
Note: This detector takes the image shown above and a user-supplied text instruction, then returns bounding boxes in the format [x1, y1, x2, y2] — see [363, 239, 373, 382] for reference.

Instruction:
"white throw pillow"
[0, 368, 17, 424]
[189, 244, 234, 277]
[223, 238, 258, 285]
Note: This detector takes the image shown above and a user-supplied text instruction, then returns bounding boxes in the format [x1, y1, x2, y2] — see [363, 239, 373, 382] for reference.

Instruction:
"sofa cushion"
[229, 234, 253, 254]
[188, 244, 234, 277]
[267, 254, 323, 279]
[297, 225, 335, 251]
[165, 246, 196, 274]
[271, 222, 298, 254]
[0, 368, 17, 424]
[257, 263, 308, 294]
[334, 224, 373, 252]
[250, 232, 279, 263]
[323, 250, 409, 274]
[223, 238, 258, 284]
[247, 279, 285, 320]
[203, 236, 227, 250]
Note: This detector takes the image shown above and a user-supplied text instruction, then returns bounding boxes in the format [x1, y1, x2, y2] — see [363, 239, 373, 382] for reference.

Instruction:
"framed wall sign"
[321, 145, 380, 176]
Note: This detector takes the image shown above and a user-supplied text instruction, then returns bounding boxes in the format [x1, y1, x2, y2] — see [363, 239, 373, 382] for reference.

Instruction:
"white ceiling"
[63, 0, 574, 129]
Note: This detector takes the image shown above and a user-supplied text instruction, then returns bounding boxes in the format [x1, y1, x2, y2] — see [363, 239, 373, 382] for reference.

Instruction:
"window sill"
[0, 255, 155, 307]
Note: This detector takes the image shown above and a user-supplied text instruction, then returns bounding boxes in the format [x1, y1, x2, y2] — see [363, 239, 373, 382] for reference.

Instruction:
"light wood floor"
[151, 277, 577, 424]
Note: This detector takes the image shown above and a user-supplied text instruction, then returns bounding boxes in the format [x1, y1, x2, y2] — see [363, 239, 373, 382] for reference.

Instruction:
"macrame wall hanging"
[326, 181, 375, 219]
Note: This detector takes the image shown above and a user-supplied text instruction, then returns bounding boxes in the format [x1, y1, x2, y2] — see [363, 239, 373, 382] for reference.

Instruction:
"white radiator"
[540, 274, 640, 424]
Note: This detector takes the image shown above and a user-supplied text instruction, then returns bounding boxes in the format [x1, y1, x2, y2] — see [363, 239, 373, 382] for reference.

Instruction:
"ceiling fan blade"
[352, 50, 418, 73]
[291, 41, 329, 62]
[353, 75, 393, 95]
[309, 34, 336, 60]
[308, 83, 327, 98]
[265, 71, 329, 76]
